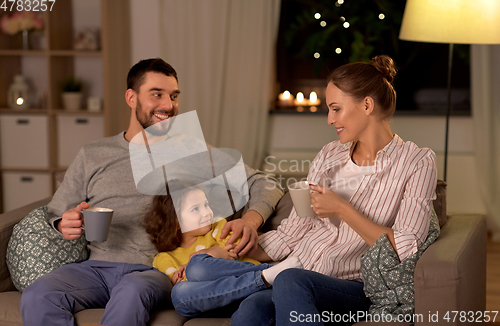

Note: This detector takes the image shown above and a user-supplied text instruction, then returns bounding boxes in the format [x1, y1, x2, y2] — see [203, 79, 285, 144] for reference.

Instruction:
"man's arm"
[242, 165, 284, 225]
[47, 147, 89, 235]
[221, 165, 284, 256]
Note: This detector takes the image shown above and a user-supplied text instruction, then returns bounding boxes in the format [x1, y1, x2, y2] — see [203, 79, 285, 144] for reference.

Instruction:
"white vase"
[62, 92, 82, 111]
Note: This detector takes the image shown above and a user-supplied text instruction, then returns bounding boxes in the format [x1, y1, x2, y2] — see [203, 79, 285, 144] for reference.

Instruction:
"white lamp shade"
[399, 0, 500, 44]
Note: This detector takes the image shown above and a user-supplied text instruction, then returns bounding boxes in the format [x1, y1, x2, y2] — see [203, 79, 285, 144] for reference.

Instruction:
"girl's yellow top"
[153, 219, 260, 281]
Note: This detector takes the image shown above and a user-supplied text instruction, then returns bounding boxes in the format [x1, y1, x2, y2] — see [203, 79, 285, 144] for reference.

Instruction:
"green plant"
[60, 76, 83, 92]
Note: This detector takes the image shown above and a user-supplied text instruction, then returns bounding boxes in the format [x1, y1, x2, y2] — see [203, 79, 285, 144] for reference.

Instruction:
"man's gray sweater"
[48, 132, 283, 266]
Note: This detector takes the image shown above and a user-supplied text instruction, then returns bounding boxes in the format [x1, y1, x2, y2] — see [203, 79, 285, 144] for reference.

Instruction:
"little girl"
[143, 186, 302, 317]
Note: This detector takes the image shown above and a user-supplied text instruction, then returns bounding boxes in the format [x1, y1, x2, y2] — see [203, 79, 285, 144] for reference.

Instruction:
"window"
[276, 0, 470, 116]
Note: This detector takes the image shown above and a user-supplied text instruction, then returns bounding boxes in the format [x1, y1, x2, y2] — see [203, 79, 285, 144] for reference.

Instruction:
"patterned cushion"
[6, 206, 89, 291]
[361, 209, 440, 318]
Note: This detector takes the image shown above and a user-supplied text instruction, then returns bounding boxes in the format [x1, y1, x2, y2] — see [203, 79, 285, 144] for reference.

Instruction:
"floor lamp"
[399, 0, 500, 182]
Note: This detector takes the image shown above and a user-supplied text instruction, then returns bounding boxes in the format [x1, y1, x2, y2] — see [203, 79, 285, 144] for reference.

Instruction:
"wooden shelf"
[0, 50, 48, 56]
[0, 108, 105, 115]
[0, 168, 51, 173]
[49, 50, 102, 57]
[0, 108, 48, 114]
[0, 0, 131, 213]
[52, 110, 104, 116]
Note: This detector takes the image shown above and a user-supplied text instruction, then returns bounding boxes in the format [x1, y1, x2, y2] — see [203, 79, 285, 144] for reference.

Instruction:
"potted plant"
[60, 76, 83, 111]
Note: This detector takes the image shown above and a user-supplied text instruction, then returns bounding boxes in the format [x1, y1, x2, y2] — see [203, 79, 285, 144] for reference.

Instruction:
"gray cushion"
[6, 206, 89, 291]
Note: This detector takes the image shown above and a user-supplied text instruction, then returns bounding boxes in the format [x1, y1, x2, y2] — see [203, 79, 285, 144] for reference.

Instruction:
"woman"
[232, 55, 437, 325]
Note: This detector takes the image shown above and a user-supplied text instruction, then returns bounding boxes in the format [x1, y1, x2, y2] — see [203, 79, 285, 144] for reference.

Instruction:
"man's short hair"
[127, 58, 178, 92]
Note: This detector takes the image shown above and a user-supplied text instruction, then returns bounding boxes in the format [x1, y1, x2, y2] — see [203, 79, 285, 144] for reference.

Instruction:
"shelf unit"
[0, 0, 131, 213]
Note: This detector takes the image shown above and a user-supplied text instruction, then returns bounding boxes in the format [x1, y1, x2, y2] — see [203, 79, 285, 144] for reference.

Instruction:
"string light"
[343, 22, 350, 28]
[320, 21, 327, 27]
[340, 16, 345, 22]
[335, 1, 341, 7]
[338, 0, 344, 4]
[335, 48, 342, 54]
[314, 52, 320, 59]
[314, 13, 321, 19]
[379, 13, 385, 20]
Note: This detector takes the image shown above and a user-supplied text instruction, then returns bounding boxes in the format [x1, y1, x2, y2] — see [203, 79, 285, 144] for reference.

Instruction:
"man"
[20, 58, 283, 326]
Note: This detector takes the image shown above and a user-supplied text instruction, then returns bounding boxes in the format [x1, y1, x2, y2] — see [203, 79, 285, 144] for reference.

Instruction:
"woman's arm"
[310, 185, 397, 250]
[245, 244, 272, 262]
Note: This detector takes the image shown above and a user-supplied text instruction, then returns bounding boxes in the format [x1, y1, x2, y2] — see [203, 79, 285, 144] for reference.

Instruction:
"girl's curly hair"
[143, 194, 183, 252]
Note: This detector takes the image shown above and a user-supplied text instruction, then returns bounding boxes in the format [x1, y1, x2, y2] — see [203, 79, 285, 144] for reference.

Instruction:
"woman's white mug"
[288, 181, 317, 218]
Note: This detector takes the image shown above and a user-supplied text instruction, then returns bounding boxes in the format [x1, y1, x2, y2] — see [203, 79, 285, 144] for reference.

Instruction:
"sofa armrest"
[414, 214, 487, 325]
[0, 197, 52, 293]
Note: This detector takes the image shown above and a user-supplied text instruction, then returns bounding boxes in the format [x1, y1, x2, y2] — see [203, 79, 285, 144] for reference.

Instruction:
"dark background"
[276, 0, 471, 115]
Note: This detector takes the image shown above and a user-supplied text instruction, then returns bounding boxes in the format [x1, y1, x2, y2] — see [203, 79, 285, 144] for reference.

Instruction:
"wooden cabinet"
[0, 0, 130, 212]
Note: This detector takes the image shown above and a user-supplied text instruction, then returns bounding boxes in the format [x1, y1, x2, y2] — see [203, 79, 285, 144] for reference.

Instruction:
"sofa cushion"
[73, 308, 189, 326]
[0, 291, 189, 326]
[6, 206, 89, 291]
[184, 318, 231, 326]
[0, 223, 17, 293]
[433, 180, 447, 227]
[0, 291, 23, 325]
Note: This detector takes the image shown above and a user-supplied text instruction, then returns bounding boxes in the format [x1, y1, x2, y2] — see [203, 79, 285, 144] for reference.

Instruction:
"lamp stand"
[443, 43, 453, 182]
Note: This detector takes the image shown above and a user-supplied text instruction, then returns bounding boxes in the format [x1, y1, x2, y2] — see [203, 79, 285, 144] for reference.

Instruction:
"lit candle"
[294, 92, 305, 106]
[309, 91, 320, 106]
[278, 90, 294, 106]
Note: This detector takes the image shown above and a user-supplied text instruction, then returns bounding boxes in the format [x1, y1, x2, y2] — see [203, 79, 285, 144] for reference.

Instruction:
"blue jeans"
[231, 269, 371, 326]
[20, 260, 172, 326]
[171, 254, 271, 317]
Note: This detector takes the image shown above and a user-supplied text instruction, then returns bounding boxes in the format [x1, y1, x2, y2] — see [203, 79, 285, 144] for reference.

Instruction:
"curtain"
[471, 44, 500, 242]
[159, 0, 281, 168]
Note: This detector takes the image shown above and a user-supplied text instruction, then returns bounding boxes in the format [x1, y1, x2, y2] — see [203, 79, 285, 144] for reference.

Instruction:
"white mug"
[288, 181, 317, 218]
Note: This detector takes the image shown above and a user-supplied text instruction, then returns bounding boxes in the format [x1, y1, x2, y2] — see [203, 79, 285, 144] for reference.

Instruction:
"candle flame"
[297, 92, 304, 102]
[310, 92, 318, 103]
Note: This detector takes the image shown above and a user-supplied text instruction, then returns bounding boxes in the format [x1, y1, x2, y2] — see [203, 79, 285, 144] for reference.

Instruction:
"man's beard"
[136, 98, 154, 129]
[136, 99, 175, 137]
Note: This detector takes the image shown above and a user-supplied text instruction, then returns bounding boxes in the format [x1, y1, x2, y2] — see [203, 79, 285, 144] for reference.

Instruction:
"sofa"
[0, 180, 487, 326]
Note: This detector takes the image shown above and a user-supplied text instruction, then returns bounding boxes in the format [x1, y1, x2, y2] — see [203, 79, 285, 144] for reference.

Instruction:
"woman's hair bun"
[370, 55, 397, 84]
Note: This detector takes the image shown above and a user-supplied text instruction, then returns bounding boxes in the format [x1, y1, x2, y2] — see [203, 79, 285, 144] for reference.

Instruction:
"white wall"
[129, 3, 486, 216]
[130, 0, 161, 64]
